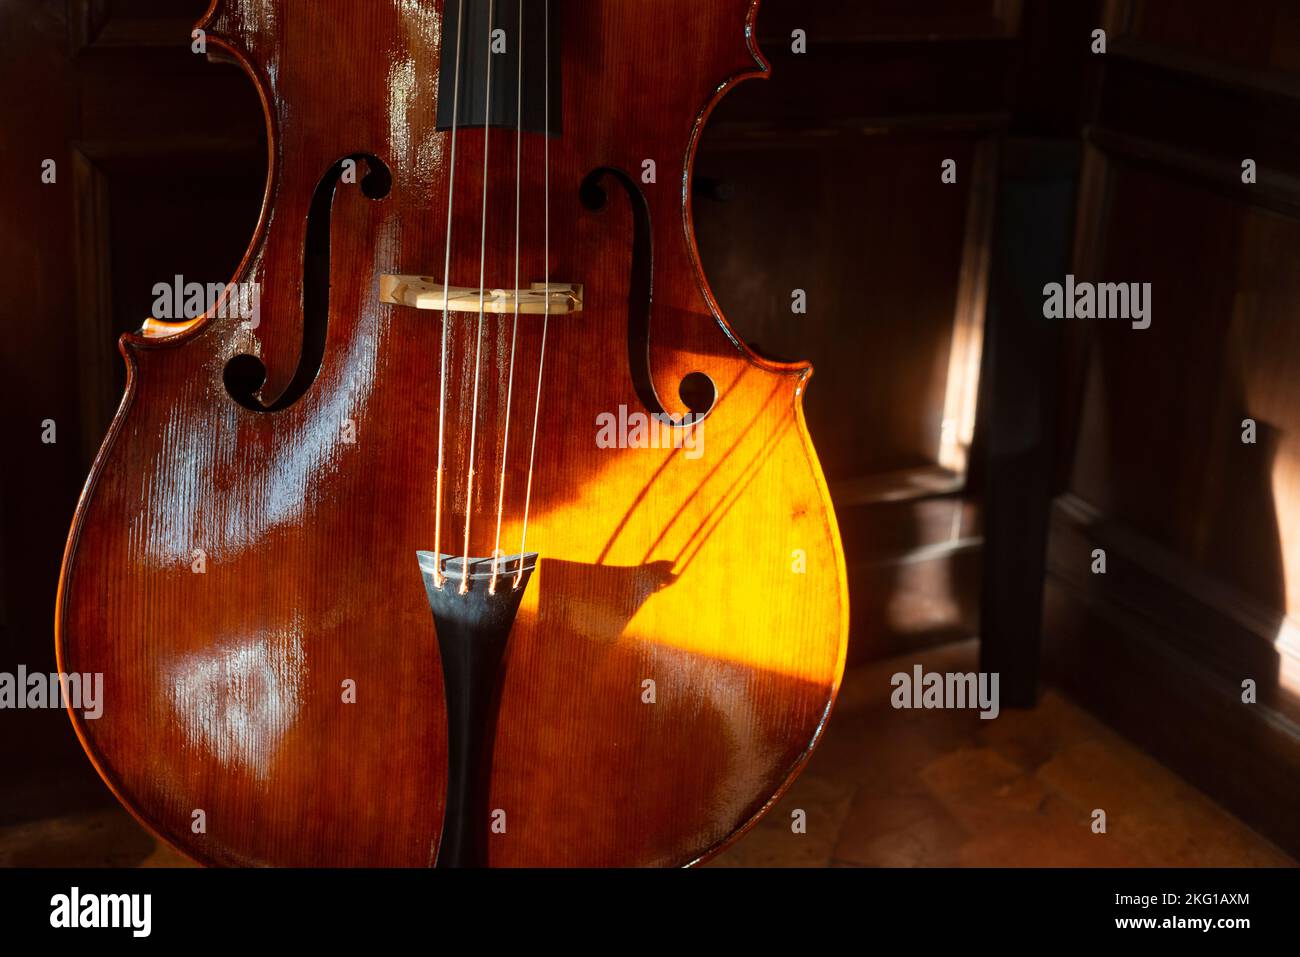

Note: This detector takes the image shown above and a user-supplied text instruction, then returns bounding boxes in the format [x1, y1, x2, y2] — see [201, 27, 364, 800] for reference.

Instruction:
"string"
[489, 0, 525, 595]
[431, 0, 467, 590]
[459, 0, 497, 594]
[515, 0, 549, 588]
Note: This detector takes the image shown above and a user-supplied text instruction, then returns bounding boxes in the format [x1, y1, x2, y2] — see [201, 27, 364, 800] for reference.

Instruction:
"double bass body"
[55, 0, 848, 867]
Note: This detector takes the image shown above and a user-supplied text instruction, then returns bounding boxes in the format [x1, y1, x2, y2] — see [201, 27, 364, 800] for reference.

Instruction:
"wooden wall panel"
[1069, 165, 1247, 574]
[1234, 212, 1300, 618]
[0, 0, 86, 804]
[1122, 0, 1300, 74]
[695, 135, 984, 477]
[1047, 0, 1300, 855]
[1065, 138, 1300, 651]
[754, 0, 1022, 42]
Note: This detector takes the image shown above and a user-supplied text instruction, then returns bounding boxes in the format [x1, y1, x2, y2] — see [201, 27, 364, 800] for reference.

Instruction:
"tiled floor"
[2, 639, 1291, 867]
[711, 640, 1294, 867]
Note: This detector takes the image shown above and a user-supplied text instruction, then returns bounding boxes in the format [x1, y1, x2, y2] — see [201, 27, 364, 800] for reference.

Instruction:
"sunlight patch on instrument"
[165, 628, 306, 781]
[499, 375, 840, 683]
[509, 519, 837, 685]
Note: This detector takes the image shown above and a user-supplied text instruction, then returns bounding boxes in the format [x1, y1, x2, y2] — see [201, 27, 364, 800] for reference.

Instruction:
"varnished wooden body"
[55, 0, 847, 867]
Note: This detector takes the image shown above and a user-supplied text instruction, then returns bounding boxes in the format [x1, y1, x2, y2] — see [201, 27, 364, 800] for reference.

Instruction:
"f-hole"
[224, 153, 392, 412]
[580, 167, 717, 424]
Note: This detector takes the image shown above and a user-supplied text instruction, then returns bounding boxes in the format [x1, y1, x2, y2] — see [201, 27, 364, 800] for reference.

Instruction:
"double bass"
[55, 0, 848, 867]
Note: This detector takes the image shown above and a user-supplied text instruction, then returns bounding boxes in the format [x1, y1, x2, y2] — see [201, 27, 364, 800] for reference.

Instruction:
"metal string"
[515, 0, 550, 588]
[459, 0, 498, 594]
[489, 0, 525, 595]
[431, 0, 467, 590]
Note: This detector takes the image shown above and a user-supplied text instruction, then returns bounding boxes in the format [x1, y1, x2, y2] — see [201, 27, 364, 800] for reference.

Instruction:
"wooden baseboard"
[1043, 493, 1300, 856]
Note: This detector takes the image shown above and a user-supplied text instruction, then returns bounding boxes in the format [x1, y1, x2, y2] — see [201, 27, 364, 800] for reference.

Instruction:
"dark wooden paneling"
[754, 0, 1022, 42]
[1045, 496, 1300, 854]
[1047, 0, 1300, 854]
[1122, 0, 1300, 75]
[1098, 59, 1300, 191]
[696, 134, 987, 478]
[1068, 161, 1299, 609]
[1050, 496, 1297, 720]
[714, 40, 1015, 130]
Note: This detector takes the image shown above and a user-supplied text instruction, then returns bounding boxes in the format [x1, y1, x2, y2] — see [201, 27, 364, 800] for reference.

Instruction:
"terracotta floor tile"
[920, 747, 1051, 836]
[722, 641, 1295, 868]
[1038, 739, 1292, 867]
[0, 807, 160, 868]
[978, 690, 1105, 773]
[832, 790, 967, 866]
[957, 794, 1157, 868]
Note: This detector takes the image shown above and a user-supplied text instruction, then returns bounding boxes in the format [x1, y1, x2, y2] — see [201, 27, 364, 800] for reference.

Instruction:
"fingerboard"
[436, 0, 563, 136]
